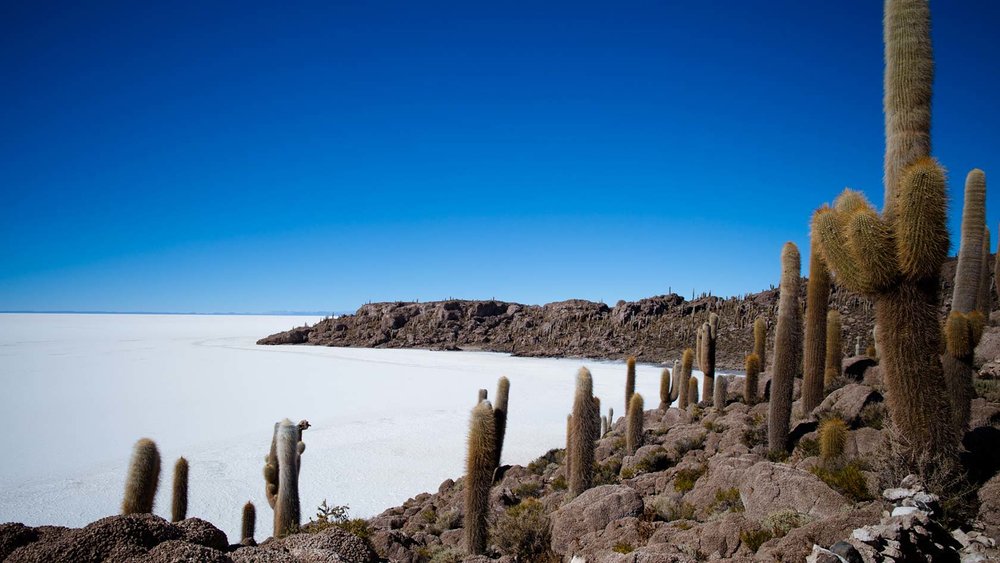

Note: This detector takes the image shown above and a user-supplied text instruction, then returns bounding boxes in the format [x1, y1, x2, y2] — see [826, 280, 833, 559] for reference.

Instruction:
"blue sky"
[1, 1, 998, 313]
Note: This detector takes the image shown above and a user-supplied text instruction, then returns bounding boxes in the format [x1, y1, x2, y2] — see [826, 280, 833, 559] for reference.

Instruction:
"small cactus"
[608, 407, 614, 427]
[824, 310, 843, 387]
[569, 368, 598, 497]
[753, 318, 767, 372]
[769, 243, 801, 454]
[687, 376, 699, 406]
[242, 501, 256, 544]
[465, 400, 496, 555]
[744, 354, 761, 404]
[601, 415, 609, 437]
[669, 359, 682, 402]
[493, 376, 510, 469]
[625, 356, 636, 411]
[713, 375, 726, 411]
[171, 457, 188, 522]
[626, 393, 644, 454]
[819, 417, 848, 462]
[122, 438, 160, 515]
[659, 367, 671, 410]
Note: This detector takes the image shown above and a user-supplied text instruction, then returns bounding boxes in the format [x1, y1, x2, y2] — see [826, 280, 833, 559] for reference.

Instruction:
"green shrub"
[766, 449, 790, 462]
[513, 481, 542, 498]
[859, 402, 887, 429]
[673, 466, 706, 493]
[810, 461, 874, 502]
[490, 498, 557, 562]
[419, 507, 437, 523]
[633, 450, 671, 474]
[708, 488, 744, 513]
[427, 547, 463, 563]
[594, 459, 622, 485]
[648, 496, 696, 521]
[434, 508, 461, 531]
[551, 475, 567, 490]
[307, 502, 372, 541]
[742, 424, 768, 449]
[740, 528, 773, 553]
[762, 510, 812, 537]
[528, 449, 561, 475]
[612, 541, 634, 554]
[797, 438, 820, 457]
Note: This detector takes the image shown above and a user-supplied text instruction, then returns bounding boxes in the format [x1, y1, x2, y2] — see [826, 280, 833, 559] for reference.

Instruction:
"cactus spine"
[659, 367, 671, 410]
[122, 438, 160, 515]
[626, 393, 644, 455]
[950, 169, 986, 314]
[493, 376, 509, 469]
[625, 356, 636, 411]
[699, 314, 719, 403]
[171, 457, 188, 522]
[744, 353, 761, 404]
[824, 310, 843, 387]
[768, 243, 801, 454]
[266, 419, 306, 538]
[568, 368, 598, 497]
[803, 222, 831, 415]
[242, 501, 256, 544]
[753, 318, 767, 372]
[819, 417, 848, 462]
[678, 349, 694, 410]
[465, 400, 496, 555]
[687, 376, 699, 406]
[669, 359, 682, 403]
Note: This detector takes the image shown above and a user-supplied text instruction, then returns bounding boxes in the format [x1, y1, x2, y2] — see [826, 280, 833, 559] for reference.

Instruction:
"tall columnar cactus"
[699, 314, 719, 402]
[824, 310, 843, 387]
[569, 368, 598, 497]
[811, 0, 958, 464]
[943, 310, 985, 434]
[951, 169, 986, 314]
[977, 227, 992, 314]
[625, 356, 636, 410]
[753, 318, 767, 372]
[626, 393, 644, 455]
[601, 415, 609, 438]
[242, 501, 256, 544]
[768, 243, 801, 454]
[122, 438, 161, 515]
[803, 222, 831, 415]
[659, 367, 671, 410]
[565, 414, 573, 477]
[669, 359, 682, 402]
[687, 376, 699, 406]
[171, 457, 188, 522]
[608, 407, 614, 427]
[744, 354, 761, 404]
[265, 419, 307, 538]
[493, 376, 510, 469]
[678, 349, 694, 410]
[464, 400, 497, 555]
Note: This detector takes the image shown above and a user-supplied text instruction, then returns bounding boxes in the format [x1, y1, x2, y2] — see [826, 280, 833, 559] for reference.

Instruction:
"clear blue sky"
[2, 1, 998, 313]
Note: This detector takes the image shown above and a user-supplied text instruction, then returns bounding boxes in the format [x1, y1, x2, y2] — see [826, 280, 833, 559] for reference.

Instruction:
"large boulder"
[174, 518, 228, 552]
[550, 485, 643, 555]
[979, 473, 1000, 543]
[842, 357, 876, 381]
[273, 527, 378, 563]
[0, 523, 38, 561]
[6, 514, 183, 563]
[754, 502, 882, 562]
[814, 384, 882, 427]
[739, 462, 852, 522]
[132, 540, 233, 562]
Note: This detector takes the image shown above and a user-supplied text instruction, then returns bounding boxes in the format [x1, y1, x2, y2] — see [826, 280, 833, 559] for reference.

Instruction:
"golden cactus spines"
[464, 401, 497, 555]
[625, 356, 636, 411]
[803, 223, 831, 416]
[944, 310, 985, 434]
[659, 367, 671, 410]
[171, 457, 188, 522]
[753, 318, 767, 371]
[824, 310, 843, 387]
[952, 169, 987, 313]
[625, 393, 644, 455]
[883, 0, 933, 218]
[846, 207, 898, 291]
[744, 354, 761, 404]
[122, 438, 161, 515]
[894, 157, 950, 280]
[769, 242, 801, 454]
[819, 418, 848, 462]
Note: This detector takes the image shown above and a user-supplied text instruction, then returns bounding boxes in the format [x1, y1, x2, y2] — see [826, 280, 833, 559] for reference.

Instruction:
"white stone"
[891, 506, 919, 517]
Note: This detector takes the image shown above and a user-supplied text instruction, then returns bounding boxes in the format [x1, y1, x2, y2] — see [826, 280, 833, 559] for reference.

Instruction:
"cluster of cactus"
[944, 170, 990, 435]
[122, 438, 161, 515]
[626, 393, 644, 454]
[824, 310, 842, 387]
[567, 368, 601, 497]
[677, 349, 694, 410]
[744, 353, 761, 404]
[696, 313, 719, 403]
[811, 0, 960, 464]
[802, 222, 831, 415]
[264, 419, 308, 538]
[768, 242, 801, 454]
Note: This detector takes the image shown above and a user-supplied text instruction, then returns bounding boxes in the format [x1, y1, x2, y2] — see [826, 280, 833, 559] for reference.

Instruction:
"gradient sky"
[2, 1, 998, 313]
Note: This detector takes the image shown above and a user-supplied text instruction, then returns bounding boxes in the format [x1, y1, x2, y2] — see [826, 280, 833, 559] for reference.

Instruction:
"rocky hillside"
[259, 257, 990, 370]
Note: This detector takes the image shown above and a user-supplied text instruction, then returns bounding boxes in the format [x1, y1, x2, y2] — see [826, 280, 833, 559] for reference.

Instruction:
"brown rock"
[842, 357, 877, 381]
[739, 462, 851, 522]
[131, 540, 233, 563]
[6, 514, 182, 563]
[978, 472, 1000, 543]
[550, 485, 643, 555]
[174, 518, 228, 552]
[814, 384, 882, 427]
